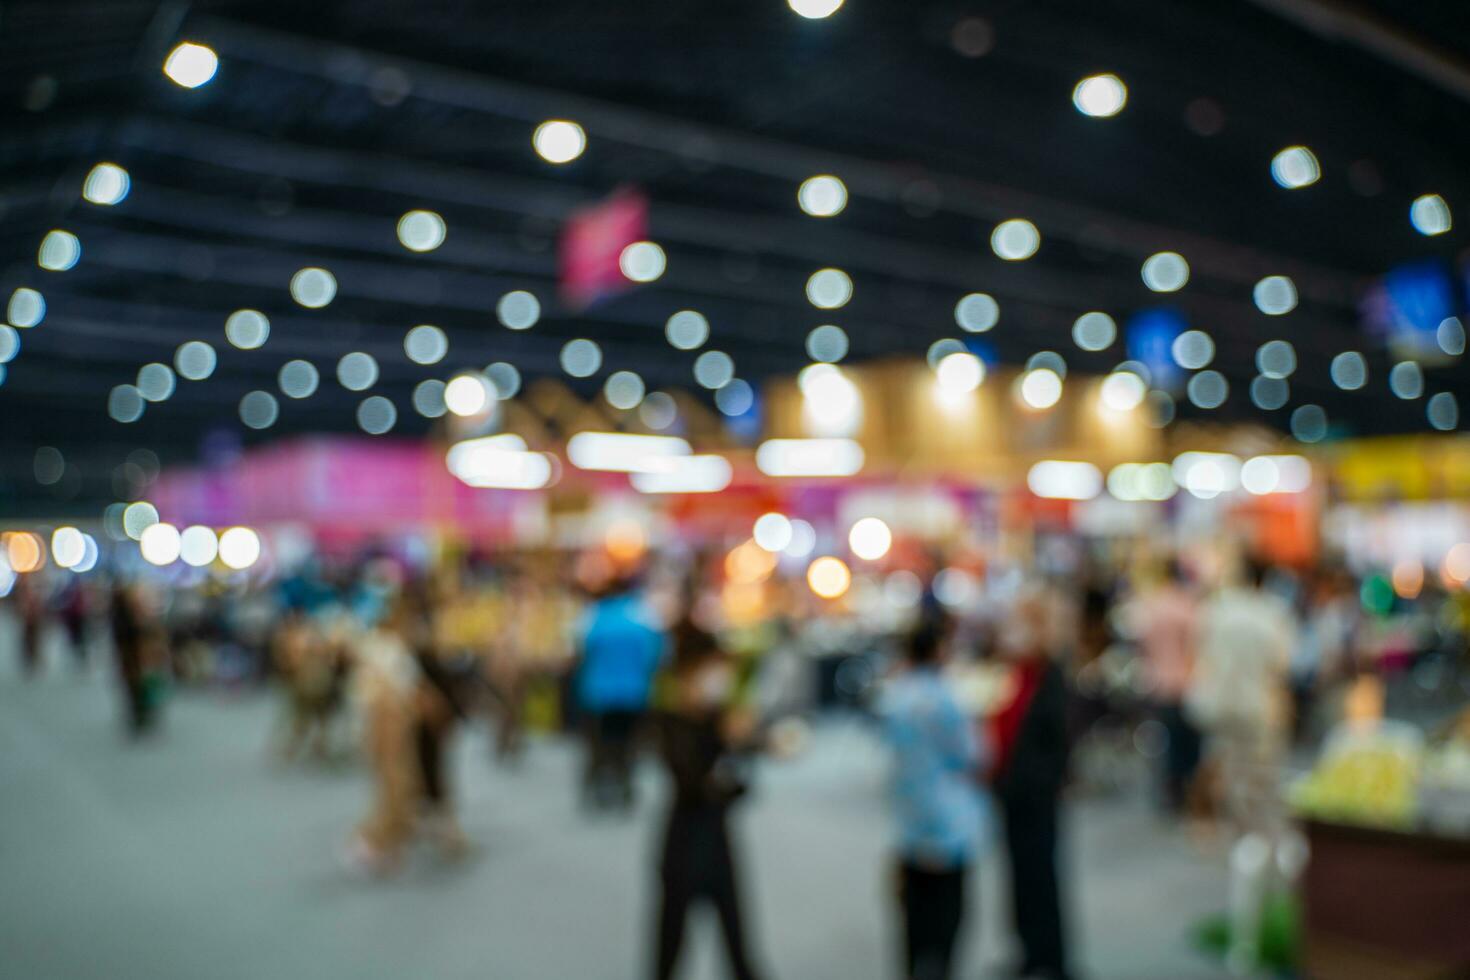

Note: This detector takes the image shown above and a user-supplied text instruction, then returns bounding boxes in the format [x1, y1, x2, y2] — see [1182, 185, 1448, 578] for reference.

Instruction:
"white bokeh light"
[1187, 370, 1228, 409]
[805, 324, 849, 362]
[445, 373, 493, 416]
[533, 120, 586, 164]
[1171, 330, 1215, 370]
[83, 163, 130, 205]
[1100, 371, 1146, 411]
[290, 267, 337, 308]
[1410, 194, 1452, 236]
[604, 370, 646, 410]
[404, 324, 449, 365]
[108, 385, 145, 423]
[1250, 375, 1290, 410]
[357, 395, 397, 435]
[805, 268, 853, 309]
[140, 523, 182, 566]
[754, 513, 794, 552]
[1253, 275, 1298, 315]
[174, 340, 217, 381]
[1428, 392, 1459, 431]
[218, 527, 261, 570]
[620, 241, 666, 283]
[1291, 404, 1328, 443]
[694, 350, 735, 389]
[954, 293, 999, 333]
[666, 310, 709, 350]
[849, 517, 892, 561]
[560, 338, 603, 378]
[496, 290, 541, 330]
[136, 363, 176, 402]
[1330, 351, 1367, 390]
[239, 390, 279, 429]
[1019, 368, 1063, 409]
[1257, 339, 1297, 378]
[1072, 73, 1127, 117]
[8, 288, 45, 328]
[278, 359, 320, 399]
[798, 175, 848, 217]
[38, 230, 81, 271]
[163, 42, 218, 89]
[1389, 361, 1423, 400]
[1271, 146, 1320, 189]
[788, 0, 843, 18]
[336, 352, 379, 391]
[122, 502, 160, 540]
[936, 351, 984, 393]
[484, 362, 521, 399]
[225, 310, 269, 349]
[1142, 251, 1189, 292]
[991, 219, 1040, 261]
[1072, 311, 1115, 351]
[180, 526, 218, 567]
[396, 210, 446, 252]
[413, 379, 447, 417]
[1439, 317, 1466, 356]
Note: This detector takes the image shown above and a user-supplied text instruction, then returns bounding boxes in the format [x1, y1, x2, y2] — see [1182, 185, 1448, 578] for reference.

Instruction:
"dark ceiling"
[2, 0, 1468, 512]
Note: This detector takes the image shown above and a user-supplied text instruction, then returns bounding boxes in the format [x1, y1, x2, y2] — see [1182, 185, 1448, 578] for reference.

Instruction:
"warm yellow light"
[726, 540, 779, 585]
[807, 556, 852, 599]
[1391, 559, 1424, 600]
[605, 520, 647, 564]
[5, 532, 44, 573]
[1444, 543, 1470, 585]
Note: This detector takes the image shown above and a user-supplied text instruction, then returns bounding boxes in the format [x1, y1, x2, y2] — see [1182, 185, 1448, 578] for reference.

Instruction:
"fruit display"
[1290, 723, 1423, 830]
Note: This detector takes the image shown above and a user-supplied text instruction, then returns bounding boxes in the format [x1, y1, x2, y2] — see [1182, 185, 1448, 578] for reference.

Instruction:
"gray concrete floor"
[0, 631, 1232, 980]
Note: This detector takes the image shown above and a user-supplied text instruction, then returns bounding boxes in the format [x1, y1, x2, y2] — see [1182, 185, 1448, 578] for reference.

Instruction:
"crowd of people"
[6, 537, 1468, 980]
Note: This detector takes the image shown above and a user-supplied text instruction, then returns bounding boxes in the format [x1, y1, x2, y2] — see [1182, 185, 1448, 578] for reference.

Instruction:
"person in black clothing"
[990, 588, 1073, 980]
[110, 583, 158, 735]
[651, 620, 765, 980]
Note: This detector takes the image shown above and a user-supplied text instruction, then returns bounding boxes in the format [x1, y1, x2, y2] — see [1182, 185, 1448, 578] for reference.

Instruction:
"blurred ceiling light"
[82, 162, 130, 205]
[936, 351, 984, 393]
[484, 362, 521, 399]
[1027, 460, 1102, 500]
[139, 522, 182, 566]
[756, 438, 864, 477]
[0, 326, 19, 363]
[1072, 311, 1115, 351]
[1173, 451, 1241, 498]
[239, 390, 279, 429]
[798, 175, 847, 217]
[604, 370, 646, 410]
[1241, 454, 1312, 495]
[1186, 370, 1228, 409]
[1253, 275, 1297, 315]
[357, 395, 397, 435]
[716, 378, 755, 416]
[174, 340, 216, 381]
[620, 241, 666, 283]
[1428, 392, 1459, 431]
[496, 290, 541, 330]
[38, 229, 80, 271]
[1100, 371, 1146, 411]
[1106, 462, 1176, 501]
[1392, 559, 1424, 600]
[109, 385, 145, 423]
[991, 218, 1040, 260]
[445, 372, 493, 416]
[926, 338, 966, 369]
[51, 527, 85, 569]
[8, 288, 45, 328]
[413, 379, 447, 417]
[754, 513, 795, 552]
[136, 363, 176, 402]
[558, 338, 602, 378]
[71, 534, 99, 574]
[532, 119, 586, 163]
[848, 517, 892, 561]
[1410, 194, 1452, 236]
[225, 309, 269, 349]
[1250, 375, 1290, 410]
[290, 267, 336, 308]
[806, 324, 849, 362]
[567, 431, 691, 473]
[1389, 361, 1423, 400]
[279, 359, 320, 399]
[1271, 146, 1320, 189]
[955, 292, 999, 332]
[404, 324, 448, 365]
[807, 556, 852, 599]
[1256, 339, 1297, 378]
[122, 501, 160, 540]
[1019, 368, 1063, 409]
[1291, 404, 1328, 443]
[806, 268, 852, 309]
[1072, 73, 1127, 117]
[446, 434, 528, 468]
[666, 310, 709, 350]
[800, 364, 862, 436]
[1171, 329, 1215, 370]
[1438, 317, 1466, 356]
[694, 350, 735, 389]
[1141, 251, 1188, 291]
[218, 527, 261, 570]
[180, 525, 218, 567]
[1330, 351, 1367, 390]
[163, 42, 218, 89]
[396, 210, 446, 252]
[447, 445, 553, 490]
[639, 391, 678, 430]
[788, 0, 843, 18]
[336, 351, 379, 391]
[1025, 351, 1067, 379]
[630, 454, 733, 494]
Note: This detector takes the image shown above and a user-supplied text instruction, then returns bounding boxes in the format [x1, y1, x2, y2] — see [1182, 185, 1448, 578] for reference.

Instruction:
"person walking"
[1130, 558, 1201, 813]
[880, 617, 988, 980]
[576, 576, 665, 810]
[991, 587, 1073, 980]
[651, 620, 765, 980]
